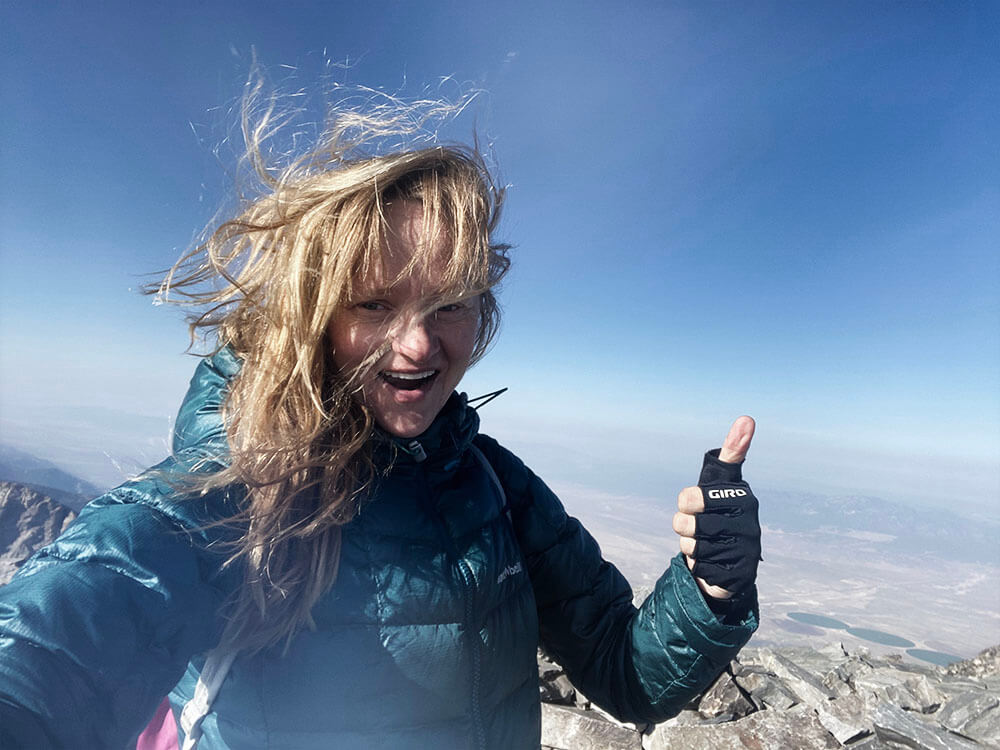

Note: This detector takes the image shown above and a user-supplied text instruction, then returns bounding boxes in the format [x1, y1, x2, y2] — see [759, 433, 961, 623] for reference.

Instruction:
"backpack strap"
[468, 444, 511, 524]
[178, 646, 237, 750]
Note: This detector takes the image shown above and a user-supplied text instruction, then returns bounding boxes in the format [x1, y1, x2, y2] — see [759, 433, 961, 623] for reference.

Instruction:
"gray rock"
[541, 703, 641, 750]
[936, 677, 995, 702]
[784, 643, 852, 675]
[655, 709, 703, 728]
[824, 668, 859, 698]
[834, 656, 878, 690]
[845, 737, 893, 749]
[946, 646, 1000, 680]
[846, 644, 874, 661]
[853, 669, 945, 714]
[537, 654, 562, 682]
[643, 708, 839, 749]
[587, 699, 646, 733]
[962, 704, 1000, 747]
[936, 691, 998, 735]
[696, 671, 754, 720]
[732, 664, 798, 710]
[884, 659, 940, 680]
[817, 641, 852, 664]
[815, 693, 872, 744]
[872, 702, 979, 750]
[759, 647, 837, 708]
[539, 673, 577, 705]
[538, 651, 590, 707]
[902, 674, 946, 714]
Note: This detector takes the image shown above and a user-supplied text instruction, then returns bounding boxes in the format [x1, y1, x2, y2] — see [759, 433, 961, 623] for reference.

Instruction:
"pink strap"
[136, 697, 180, 750]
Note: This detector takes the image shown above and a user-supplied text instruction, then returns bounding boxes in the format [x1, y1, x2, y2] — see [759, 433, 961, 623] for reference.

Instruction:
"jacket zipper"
[457, 555, 486, 750]
[416, 459, 487, 750]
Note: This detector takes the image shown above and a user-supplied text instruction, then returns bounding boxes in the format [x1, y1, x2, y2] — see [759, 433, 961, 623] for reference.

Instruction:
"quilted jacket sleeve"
[0, 351, 242, 749]
[0, 472, 236, 749]
[475, 434, 758, 725]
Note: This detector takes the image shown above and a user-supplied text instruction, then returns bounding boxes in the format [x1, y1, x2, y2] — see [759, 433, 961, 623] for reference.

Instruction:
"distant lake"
[783, 612, 964, 665]
[906, 649, 963, 667]
[845, 627, 914, 648]
[787, 612, 849, 629]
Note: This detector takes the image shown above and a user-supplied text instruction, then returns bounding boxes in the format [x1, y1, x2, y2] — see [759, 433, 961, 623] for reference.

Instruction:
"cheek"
[326, 321, 347, 370]
[449, 319, 481, 365]
[328, 318, 368, 372]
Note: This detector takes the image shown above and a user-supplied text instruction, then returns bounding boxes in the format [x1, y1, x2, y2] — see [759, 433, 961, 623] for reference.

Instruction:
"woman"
[0, 89, 760, 749]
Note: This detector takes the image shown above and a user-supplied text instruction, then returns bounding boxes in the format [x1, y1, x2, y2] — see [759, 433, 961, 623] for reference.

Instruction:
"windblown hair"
[153, 77, 510, 653]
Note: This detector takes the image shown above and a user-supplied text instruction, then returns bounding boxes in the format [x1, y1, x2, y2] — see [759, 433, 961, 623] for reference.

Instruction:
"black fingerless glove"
[691, 448, 762, 598]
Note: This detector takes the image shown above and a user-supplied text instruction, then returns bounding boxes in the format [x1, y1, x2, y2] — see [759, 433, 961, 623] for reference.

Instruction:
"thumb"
[718, 416, 755, 464]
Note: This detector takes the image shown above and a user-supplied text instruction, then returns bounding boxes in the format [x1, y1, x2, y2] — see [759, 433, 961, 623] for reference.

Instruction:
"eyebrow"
[353, 284, 394, 299]
[352, 280, 473, 298]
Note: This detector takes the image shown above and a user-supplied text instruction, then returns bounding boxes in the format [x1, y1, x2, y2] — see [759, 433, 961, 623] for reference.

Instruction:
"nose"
[390, 311, 439, 361]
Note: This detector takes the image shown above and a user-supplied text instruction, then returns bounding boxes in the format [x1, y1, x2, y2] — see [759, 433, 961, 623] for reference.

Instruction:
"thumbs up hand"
[672, 417, 761, 602]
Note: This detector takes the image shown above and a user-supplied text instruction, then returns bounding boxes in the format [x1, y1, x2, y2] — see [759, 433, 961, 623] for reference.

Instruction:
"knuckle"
[707, 586, 732, 599]
[672, 511, 695, 537]
[677, 486, 703, 514]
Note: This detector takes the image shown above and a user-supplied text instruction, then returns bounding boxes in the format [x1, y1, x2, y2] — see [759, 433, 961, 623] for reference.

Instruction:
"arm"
[0, 350, 242, 748]
[0, 474, 234, 749]
[474, 435, 757, 725]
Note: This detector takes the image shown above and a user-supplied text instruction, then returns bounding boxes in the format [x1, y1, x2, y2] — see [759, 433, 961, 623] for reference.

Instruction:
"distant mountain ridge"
[0, 445, 95, 584]
[762, 488, 999, 566]
[0, 444, 100, 510]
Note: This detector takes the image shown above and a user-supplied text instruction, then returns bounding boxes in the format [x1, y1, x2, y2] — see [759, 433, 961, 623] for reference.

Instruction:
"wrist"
[704, 589, 751, 625]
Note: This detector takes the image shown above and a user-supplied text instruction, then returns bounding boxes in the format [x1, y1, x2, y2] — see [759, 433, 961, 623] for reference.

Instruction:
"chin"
[386, 425, 423, 439]
[378, 413, 434, 439]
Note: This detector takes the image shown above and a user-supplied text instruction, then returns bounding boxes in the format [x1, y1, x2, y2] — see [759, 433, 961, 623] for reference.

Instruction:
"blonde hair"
[154, 76, 509, 652]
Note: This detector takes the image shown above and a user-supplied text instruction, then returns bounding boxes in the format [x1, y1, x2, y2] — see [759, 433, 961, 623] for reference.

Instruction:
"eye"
[433, 295, 480, 319]
[357, 301, 388, 312]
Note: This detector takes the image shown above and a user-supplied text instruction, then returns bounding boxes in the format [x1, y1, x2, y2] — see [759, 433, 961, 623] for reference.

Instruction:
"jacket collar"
[374, 391, 480, 472]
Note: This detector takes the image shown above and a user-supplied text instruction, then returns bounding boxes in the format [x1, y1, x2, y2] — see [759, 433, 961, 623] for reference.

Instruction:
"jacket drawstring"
[466, 387, 507, 410]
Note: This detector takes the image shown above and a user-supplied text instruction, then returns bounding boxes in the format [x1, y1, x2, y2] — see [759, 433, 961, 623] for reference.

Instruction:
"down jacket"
[0, 348, 758, 749]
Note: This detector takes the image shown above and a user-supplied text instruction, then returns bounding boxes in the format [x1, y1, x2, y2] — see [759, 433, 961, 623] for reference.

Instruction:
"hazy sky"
[1, 2, 998, 515]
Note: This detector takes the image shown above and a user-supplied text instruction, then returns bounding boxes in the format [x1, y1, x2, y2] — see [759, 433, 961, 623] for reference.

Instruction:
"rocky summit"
[539, 643, 1000, 749]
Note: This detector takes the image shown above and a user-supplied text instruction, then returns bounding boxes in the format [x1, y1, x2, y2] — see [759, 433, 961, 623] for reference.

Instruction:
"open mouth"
[380, 369, 438, 391]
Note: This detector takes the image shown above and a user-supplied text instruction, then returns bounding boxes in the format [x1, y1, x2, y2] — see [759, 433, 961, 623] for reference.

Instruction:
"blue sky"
[1, 1, 998, 516]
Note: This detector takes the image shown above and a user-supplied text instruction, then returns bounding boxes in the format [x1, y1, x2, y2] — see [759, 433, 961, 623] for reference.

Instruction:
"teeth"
[382, 370, 435, 380]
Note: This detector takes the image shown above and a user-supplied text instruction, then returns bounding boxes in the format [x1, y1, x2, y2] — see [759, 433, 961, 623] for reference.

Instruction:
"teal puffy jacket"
[0, 349, 758, 748]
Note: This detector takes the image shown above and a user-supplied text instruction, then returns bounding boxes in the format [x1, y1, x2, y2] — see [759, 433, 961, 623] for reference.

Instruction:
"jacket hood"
[171, 346, 479, 470]
[172, 347, 242, 460]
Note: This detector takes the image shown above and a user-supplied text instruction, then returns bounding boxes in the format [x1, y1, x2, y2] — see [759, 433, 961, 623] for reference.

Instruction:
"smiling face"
[327, 201, 482, 438]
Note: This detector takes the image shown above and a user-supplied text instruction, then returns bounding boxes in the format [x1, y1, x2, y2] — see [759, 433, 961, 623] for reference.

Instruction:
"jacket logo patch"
[496, 562, 523, 585]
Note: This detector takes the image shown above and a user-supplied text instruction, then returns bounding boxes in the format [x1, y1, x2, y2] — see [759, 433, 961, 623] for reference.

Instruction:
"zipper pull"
[404, 439, 427, 463]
